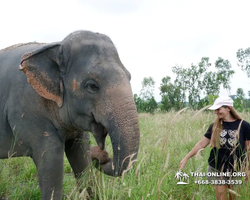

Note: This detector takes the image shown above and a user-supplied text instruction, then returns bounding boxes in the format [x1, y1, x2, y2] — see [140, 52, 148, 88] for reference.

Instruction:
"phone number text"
[194, 180, 242, 185]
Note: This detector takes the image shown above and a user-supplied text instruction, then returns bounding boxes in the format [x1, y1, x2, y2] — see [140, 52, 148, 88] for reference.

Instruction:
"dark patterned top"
[204, 120, 250, 172]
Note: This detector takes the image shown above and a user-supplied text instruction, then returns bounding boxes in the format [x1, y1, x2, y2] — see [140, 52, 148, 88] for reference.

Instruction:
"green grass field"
[0, 110, 250, 199]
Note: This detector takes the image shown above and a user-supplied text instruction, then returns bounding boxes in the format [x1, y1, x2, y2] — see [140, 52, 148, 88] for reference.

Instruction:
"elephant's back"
[0, 42, 45, 70]
[0, 42, 45, 85]
[0, 43, 46, 112]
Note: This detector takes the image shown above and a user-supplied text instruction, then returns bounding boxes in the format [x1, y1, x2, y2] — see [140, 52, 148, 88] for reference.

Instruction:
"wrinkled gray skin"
[0, 31, 140, 199]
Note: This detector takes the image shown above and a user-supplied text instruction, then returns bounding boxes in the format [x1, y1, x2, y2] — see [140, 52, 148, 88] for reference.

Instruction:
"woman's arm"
[179, 137, 210, 169]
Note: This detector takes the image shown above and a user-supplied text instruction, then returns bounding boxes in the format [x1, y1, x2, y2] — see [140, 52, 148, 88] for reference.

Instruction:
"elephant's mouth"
[90, 114, 108, 150]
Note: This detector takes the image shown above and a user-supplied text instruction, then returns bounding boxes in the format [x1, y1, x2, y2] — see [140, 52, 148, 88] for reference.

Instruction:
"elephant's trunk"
[102, 110, 140, 176]
[96, 84, 140, 176]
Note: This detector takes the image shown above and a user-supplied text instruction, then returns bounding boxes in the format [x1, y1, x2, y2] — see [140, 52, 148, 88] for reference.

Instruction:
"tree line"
[134, 47, 250, 113]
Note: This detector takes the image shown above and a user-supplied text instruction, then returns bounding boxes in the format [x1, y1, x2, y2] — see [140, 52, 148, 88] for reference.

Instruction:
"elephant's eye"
[85, 80, 99, 94]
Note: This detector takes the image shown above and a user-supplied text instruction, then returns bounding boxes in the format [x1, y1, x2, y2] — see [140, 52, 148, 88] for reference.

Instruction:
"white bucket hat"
[208, 96, 234, 110]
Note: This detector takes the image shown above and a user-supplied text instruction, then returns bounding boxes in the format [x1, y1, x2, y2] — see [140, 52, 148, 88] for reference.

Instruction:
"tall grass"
[0, 110, 250, 199]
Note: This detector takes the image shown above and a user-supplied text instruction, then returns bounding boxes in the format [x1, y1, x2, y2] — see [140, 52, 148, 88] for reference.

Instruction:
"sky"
[1, 0, 250, 101]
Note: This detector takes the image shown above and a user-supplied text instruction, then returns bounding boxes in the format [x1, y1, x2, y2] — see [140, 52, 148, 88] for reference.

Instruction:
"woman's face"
[214, 106, 230, 119]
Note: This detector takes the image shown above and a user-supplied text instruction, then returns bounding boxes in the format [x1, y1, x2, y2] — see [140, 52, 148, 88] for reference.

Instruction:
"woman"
[179, 96, 250, 200]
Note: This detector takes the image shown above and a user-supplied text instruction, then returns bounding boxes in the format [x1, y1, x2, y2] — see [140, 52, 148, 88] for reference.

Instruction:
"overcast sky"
[1, 0, 250, 101]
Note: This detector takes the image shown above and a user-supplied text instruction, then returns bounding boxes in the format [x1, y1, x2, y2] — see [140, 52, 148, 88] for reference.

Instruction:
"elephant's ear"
[20, 43, 64, 107]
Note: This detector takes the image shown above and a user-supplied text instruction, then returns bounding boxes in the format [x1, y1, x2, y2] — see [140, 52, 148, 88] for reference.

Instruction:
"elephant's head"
[19, 30, 140, 176]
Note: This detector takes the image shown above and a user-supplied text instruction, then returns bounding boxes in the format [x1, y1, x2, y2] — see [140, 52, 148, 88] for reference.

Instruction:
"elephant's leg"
[65, 133, 91, 179]
[0, 122, 30, 159]
[0, 134, 31, 158]
[31, 135, 65, 200]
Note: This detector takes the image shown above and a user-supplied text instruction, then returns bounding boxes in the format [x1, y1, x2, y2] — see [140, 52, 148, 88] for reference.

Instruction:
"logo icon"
[175, 170, 189, 184]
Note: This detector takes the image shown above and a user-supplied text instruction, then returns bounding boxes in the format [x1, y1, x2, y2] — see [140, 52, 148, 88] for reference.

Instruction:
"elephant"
[0, 30, 140, 199]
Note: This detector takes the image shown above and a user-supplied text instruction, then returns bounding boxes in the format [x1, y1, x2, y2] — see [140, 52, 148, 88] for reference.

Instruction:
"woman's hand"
[179, 157, 188, 170]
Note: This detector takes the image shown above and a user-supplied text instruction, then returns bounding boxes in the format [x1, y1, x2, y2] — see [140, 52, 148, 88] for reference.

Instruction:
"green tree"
[215, 57, 235, 94]
[201, 57, 234, 95]
[199, 57, 234, 109]
[160, 57, 235, 111]
[134, 77, 158, 114]
[171, 57, 211, 109]
[143, 97, 158, 114]
[187, 57, 211, 109]
[134, 94, 144, 113]
[201, 71, 220, 96]
[140, 77, 155, 100]
[236, 47, 250, 77]
[246, 91, 250, 112]
[234, 88, 245, 112]
[159, 76, 185, 111]
[198, 94, 218, 109]
[172, 65, 188, 104]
